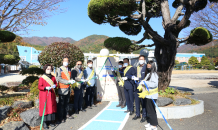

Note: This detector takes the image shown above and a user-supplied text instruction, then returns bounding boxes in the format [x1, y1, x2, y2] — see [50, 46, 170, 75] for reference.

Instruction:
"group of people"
[112, 55, 158, 130]
[38, 57, 97, 129]
[38, 55, 159, 130]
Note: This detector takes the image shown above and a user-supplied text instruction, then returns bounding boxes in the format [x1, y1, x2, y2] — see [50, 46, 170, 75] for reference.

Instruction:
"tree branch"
[161, 0, 172, 28]
[176, 0, 195, 32]
[171, 4, 184, 22]
[178, 36, 190, 43]
[131, 14, 142, 19]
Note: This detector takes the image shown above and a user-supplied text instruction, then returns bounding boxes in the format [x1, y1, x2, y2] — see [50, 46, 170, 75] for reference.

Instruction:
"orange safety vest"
[59, 67, 71, 89]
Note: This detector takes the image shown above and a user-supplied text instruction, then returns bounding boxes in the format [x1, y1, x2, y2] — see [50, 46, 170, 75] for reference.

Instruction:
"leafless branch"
[161, 0, 172, 28]
[172, 4, 184, 22]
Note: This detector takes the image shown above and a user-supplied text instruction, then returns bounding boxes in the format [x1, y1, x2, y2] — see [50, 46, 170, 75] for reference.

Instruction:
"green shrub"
[158, 87, 176, 96]
[0, 85, 9, 91]
[208, 65, 215, 70]
[30, 79, 39, 96]
[0, 30, 16, 42]
[20, 68, 44, 76]
[22, 76, 39, 86]
[195, 64, 202, 69]
[29, 65, 40, 68]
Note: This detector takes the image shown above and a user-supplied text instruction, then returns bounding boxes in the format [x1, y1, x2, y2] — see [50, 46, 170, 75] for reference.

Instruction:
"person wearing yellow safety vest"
[84, 60, 98, 109]
[132, 55, 147, 123]
[122, 58, 136, 115]
[71, 60, 87, 114]
[111, 61, 126, 108]
[139, 60, 158, 130]
[56, 57, 75, 123]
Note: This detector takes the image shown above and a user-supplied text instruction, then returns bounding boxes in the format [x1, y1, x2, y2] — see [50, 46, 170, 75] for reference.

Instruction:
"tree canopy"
[200, 55, 210, 66]
[88, 0, 218, 90]
[188, 56, 199, 65]
[38, 42, 84, 68]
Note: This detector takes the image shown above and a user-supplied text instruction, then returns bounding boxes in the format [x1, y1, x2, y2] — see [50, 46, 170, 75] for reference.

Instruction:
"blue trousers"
[135, 89, 147, 117]
[124, 88, 134, 111]
[73, 86, 84, 111]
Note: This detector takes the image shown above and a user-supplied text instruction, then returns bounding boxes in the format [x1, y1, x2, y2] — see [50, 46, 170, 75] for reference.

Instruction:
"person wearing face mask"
[139, 60, 158, 130]
[122, 58, 136, 115]
[132, 55, 148, 123]
[111, 61, 126, 108]
[71, 60, 86, 114]
[56, 57, 75, 123]
[84, 60, 97, 109]
[38, 64, 57, 129]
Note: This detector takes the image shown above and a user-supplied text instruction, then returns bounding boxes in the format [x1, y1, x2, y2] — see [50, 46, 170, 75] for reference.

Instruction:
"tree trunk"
[154, 30, 178, 91]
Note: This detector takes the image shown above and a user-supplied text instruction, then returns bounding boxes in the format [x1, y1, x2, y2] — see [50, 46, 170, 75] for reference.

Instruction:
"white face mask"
[139, 60, 145, 65]
[63, 62, 68, 67]
[88, 64, 93, 68]
[124, 63, 128, 67]
[119, 65, 123, 68]
[46, 70, 51, 74]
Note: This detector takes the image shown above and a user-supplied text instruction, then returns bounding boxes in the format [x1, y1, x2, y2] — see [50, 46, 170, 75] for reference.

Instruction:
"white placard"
[96, 56, 119, 101]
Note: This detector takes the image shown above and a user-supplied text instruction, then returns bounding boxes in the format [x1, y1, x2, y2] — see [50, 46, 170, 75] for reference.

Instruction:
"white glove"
[111, 68, 114, 71]
[132, 76, 139, 81]
[122, 77, 128, 80]
[70, 80, 75, 84]
[81, 79, 86, 82]
[95, 76, 98, 79]
[139, 81, 145, 85]
[52, 85, 56, 88]
[45, 87, 52, 90]
[85, 79, 89, 82]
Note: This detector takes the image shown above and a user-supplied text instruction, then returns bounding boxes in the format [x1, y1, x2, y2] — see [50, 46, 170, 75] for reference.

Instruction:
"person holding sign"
[71, 60, 86, 114]
[111, 61, 126, 108]
[84, 60, 97, 109]
[38, 64, 57, 129]
[56, 57, 75, 123]
[139, 60, 158, 130]
[132, 55, 147, 122]
[122, 58, 136, 115]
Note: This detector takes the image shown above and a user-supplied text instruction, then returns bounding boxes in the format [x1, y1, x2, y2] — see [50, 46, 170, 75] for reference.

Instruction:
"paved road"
[0, 73, 26, 84]
[123, 93, 218, 130]
[49, 102, 109, 130]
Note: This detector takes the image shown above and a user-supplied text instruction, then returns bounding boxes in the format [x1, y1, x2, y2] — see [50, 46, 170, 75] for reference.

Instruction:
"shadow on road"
[208, 81, 218, 87]
[169, 86, 194, 92]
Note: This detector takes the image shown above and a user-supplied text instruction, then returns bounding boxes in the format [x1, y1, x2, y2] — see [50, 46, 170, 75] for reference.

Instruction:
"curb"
[157, 100, 204, 119]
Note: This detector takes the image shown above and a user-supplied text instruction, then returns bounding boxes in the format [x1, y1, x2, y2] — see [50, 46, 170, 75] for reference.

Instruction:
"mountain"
[23, 36, 76, 46]
[74, 35, 109, 53]
[177, 40, 218, 57]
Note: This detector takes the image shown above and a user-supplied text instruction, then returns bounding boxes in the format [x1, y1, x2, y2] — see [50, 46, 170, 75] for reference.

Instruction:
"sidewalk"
[0, 73, 26, 85]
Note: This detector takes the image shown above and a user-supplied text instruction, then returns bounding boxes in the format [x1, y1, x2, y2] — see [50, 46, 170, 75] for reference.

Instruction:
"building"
[176, 52, 205, 63]
[16, 45, 42, 65]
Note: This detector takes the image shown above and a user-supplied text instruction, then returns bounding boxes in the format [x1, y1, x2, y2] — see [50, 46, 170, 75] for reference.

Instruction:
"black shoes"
[92, 104, 97, 107]
[67, 115, 74, 119]
[132, 115, 140, 120]
[75, 110, 79, 114]
[50, 123, 55, 127]
[81, 109, 86, 112]
[43, 122, 49, 129]
[124, 110, 130, 113]
[140, 117, 147, 123]
[129, 111, 134, 115]
[87, 106, 92, 109]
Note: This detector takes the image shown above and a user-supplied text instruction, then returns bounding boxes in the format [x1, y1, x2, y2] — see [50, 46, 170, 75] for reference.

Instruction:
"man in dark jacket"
[122, 58, 136, 115]
[132, 55, 147, 123]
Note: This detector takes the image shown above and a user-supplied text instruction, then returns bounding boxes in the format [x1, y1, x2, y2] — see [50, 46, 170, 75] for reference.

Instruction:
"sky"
[22, 0, 186, 49]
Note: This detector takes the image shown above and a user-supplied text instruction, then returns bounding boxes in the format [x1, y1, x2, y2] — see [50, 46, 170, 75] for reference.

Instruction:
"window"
[34, 51, 36, 53]
[32, 55, 38, 60]
[185, 57, 189, 61]
[180, 57, 183, 60]
[24, 50, 27, 52]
